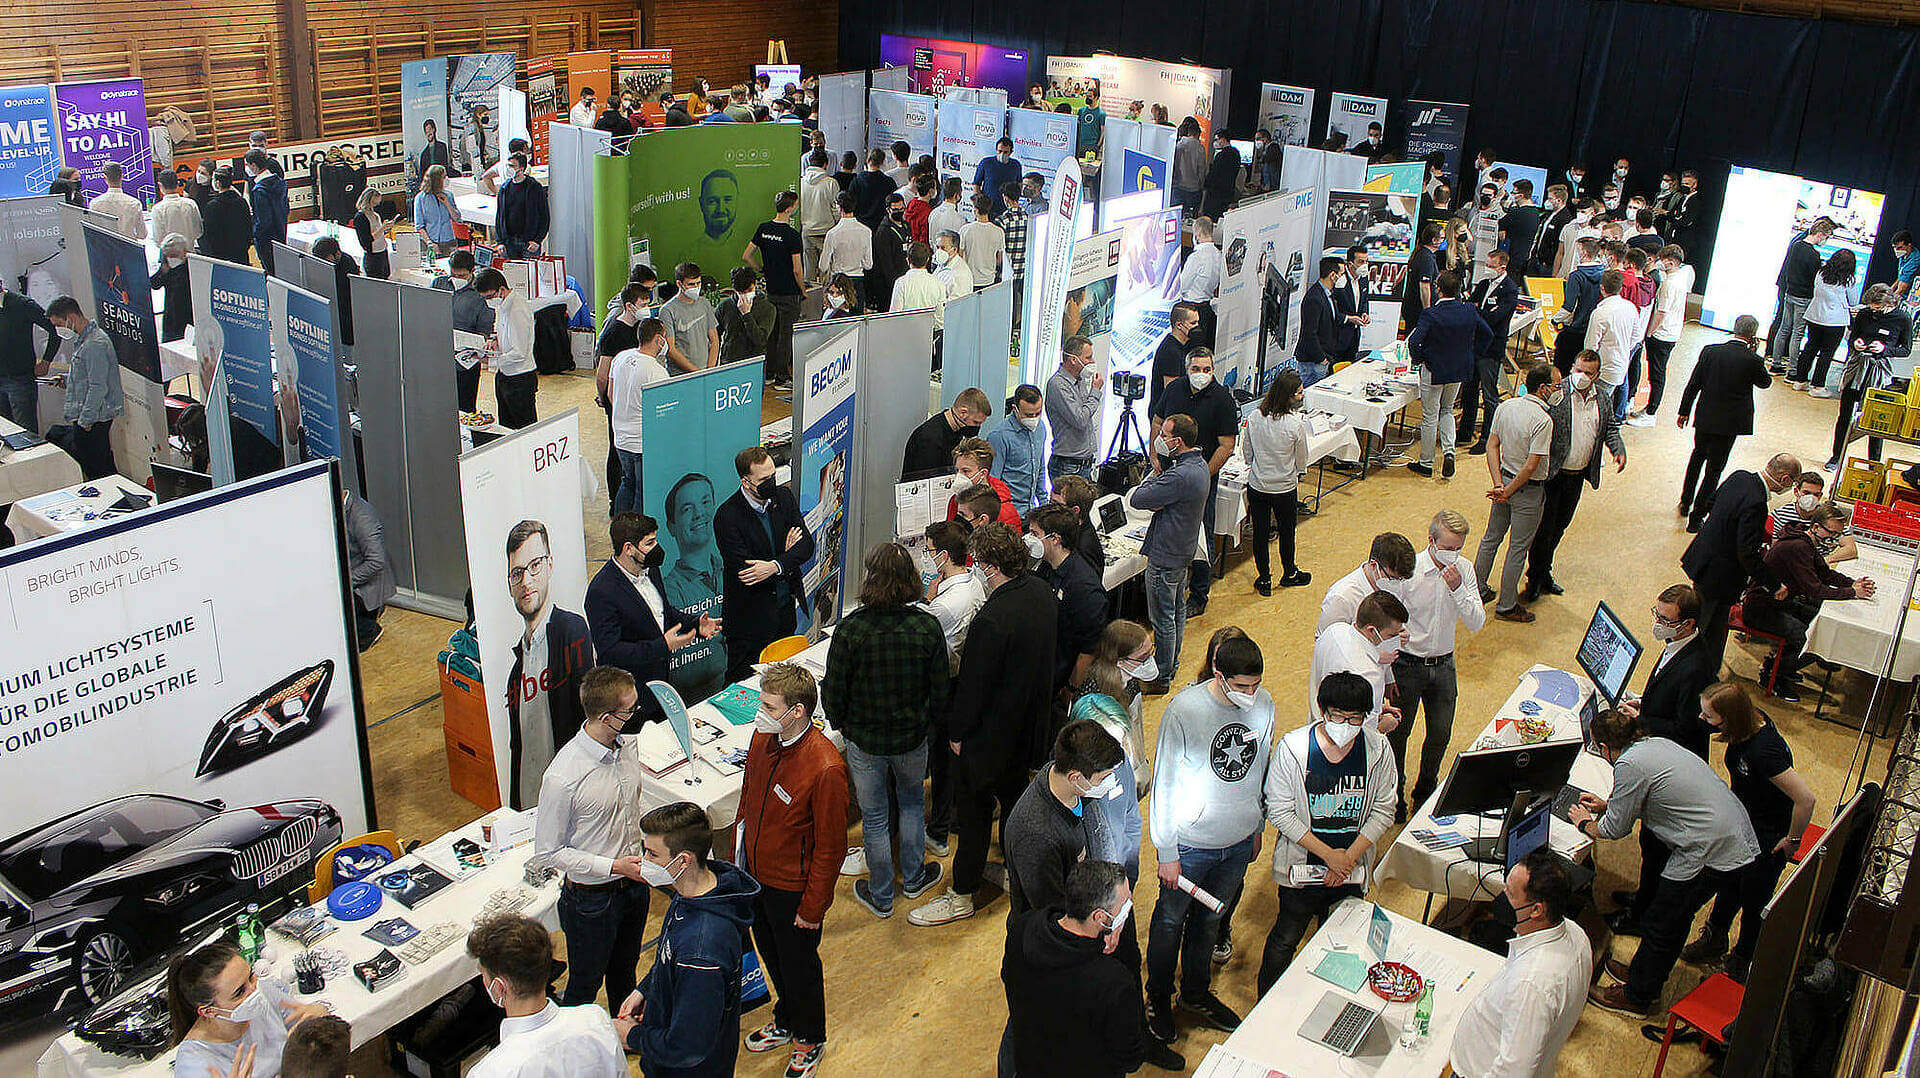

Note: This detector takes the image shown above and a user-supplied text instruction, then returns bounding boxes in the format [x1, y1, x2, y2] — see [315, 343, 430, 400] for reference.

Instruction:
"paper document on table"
[1400, 943, 1472, 993]
[1290, 863, 1368, 888]
[1311, 949, 1369, 991]
[1194, 1044, 1296, 1078]
[895, 480, 933, 538]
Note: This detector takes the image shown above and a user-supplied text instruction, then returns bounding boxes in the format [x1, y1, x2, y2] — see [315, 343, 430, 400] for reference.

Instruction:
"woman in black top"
[822, 273, 864, 319]
[1831, 283, 1915, 468]
[1683, 681, 1816, 980]
[351, 188, 391, 280]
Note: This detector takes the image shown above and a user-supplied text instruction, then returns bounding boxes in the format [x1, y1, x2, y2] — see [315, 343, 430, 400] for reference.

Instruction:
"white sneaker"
[906, 889, 976, 926]
[839, 846, 867, 877]
[1625, 414, 1655, 428]
[1788, 380, 1809, 391]
[1810, 387, 1837, 399]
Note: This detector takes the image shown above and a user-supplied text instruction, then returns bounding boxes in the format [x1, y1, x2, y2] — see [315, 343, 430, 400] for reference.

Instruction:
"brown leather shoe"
[1588, 982, 1656, 1017]
[1605, 956, 1632, 981]
[1496, 606, 1537, 623]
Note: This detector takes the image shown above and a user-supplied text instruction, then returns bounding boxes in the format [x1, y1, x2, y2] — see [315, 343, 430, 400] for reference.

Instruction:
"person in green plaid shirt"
[824, 542, 953, 918]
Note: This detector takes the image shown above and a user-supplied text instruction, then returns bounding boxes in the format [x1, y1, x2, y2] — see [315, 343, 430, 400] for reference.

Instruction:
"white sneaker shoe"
[906, 889, 976, 926]
[839, 846, 867, 877]
[1809, 387, 1837, 399]
[1625, 414, 1655, 428]
[1788, 380, 1809, 391]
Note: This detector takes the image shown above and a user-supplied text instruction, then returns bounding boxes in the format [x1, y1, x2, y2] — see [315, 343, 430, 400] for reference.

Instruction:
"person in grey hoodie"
[1256, 671, 1399, 992]
[1144, 634, 1272, 1043]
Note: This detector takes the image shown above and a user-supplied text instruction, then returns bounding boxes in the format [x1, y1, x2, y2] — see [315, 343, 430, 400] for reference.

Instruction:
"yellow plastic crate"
[1903, 403, 1920, 440]
[1860, 388, 1909, 437]
[1837, 457, 1888, 503]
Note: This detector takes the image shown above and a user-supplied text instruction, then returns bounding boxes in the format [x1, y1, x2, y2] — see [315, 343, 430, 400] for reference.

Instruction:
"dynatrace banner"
[1008, 108, 1075, 198]
[936, 98, 1003, 201]
[271, 278, 348, 465]
[1256, 84, 1314, 148]
[55, 79, 155, 202]
[400, 58, 451, 193]
[449, 53, 517, 175]
[641, 359, 764, 701]
[1121, 149, 1167, 194]
[458, 410, 593, 810]
[796, 326, 857, 638]
[878, 33, 1031, 98]
[1325, 91, 1387, 149]
[1403, 100, 1469, 186]
[625, 123, 798, 287]
[1326, 188, 1419, 352]
[867, 89, 936, 159]
[82, 221, 161, 382]
[0, 84, 61, 198]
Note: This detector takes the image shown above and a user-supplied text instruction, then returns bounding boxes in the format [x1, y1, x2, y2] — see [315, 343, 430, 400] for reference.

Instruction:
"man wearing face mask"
[975, 138, 1023, 216]
[1389, 512, 1485, 812]
[903, 388, 990, 482]
[1403, 221, 1445, 333]
[714, 445, 814, 681]
[1046, 336, 1102, 481]
[1309, 590, 1408, 735]
[43, 296, 123, 480]
[1257, 670, 1399, 991]
[243, 149, 288, 274]
[1005, 721, 1127, 918]
[735, 664, 847, 1077]
[585, 513, 718, 723]
[1316, 531, 1415, 635]
[1772, 472, 1856, 565]
[614, 802, 761, 1074]
[1003, 861, 1146, 1078]
[986, 384, 1045, 510]
[533, 667, 656, 1012]
[1295, 256, 1345, 386]
[1684, 451, 1803, 677]
[474, 268, 539, 429]
[434, 250, 494, 413]
[149, 233, 195, 342]
[0, 283, 59, 436]
[1149, 349, 1237, 614]
[1029, 504, 1108, 691]
[1128, 415, 1210, 690]
[1446, 850, 1592, 1078]
[466, 914, 625, 1078]
[493, 152, 549, 259]
[1677, 316, 1773, 530]
[1461, 251, 1522, 453]
[1523, 348, 1627, 604]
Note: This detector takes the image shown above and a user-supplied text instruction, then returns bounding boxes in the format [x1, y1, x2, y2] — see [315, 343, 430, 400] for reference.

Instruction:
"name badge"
[773, 784, 792, 805]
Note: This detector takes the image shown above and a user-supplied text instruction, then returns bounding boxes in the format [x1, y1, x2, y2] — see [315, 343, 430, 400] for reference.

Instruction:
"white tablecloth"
[156, 334, 198, 383]
[0, 416, 84, 507]
[1806, 541, 1920, 681]
[1214, 898, 1503, 1076]
[1304, 356, 1420, 438]
[7, 475, 152, 541]
[286, 219, 363, 262]
[454, 191, 496, 227]
[1215, 417, 1365, 536]
[1376, 665, 1613, 902]
[38, 812, 561, 1078]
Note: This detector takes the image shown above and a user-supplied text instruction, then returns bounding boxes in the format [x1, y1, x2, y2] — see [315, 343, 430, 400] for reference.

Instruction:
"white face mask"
[1075, 772, 1123, 801]
[1570, 371, 1592, 392]
[484, 976, 507, 1008]
[55, 325, 77, 341]
[1153, 436, 1173, 458]
[486, 297, 505, 310]
[1368, 629, 1401, 664]
[826, 293, 846, 309]
[1188, 370, 1212, 391]
[1023, 533, 1046, 560]
[1118, 654, 1159, 683]
[1430, 545, 1460, 567]
[754, 707, 791, 735]
[213, 984, 272, 1025]
[1218, 677, 1257, 709]
[1017, 413, 1039, 431]
[1796, 493, 1821, 516]
[1322, 719, 1362, 747]
[638, 854, 683, 888]
[1650, 620, 1683, 643]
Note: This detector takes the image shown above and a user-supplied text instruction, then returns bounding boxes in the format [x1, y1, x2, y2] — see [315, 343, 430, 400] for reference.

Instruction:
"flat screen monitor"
[1505, 797, 1551, 870]
[151, 463, 213, 503]
[1577, 601, 1643, 707]
[1432, 740, 1583, 820]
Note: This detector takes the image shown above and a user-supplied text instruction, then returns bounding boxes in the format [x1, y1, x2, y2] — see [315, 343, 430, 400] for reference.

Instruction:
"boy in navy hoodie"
[615, 802, 761, 1078]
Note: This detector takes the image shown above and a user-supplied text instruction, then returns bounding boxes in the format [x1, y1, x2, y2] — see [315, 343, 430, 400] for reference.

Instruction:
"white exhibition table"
[7, 475, 152, 541]
[1806, 540, 1920, 681]
[1208, 898, 1502, 1077]
[1215, 413, 1365, 535]
[1376, 665, 1612, 903]
[0, 416, 83, 507]
[1304, 355, 1420, 439]
[39, 811, 561, 1078]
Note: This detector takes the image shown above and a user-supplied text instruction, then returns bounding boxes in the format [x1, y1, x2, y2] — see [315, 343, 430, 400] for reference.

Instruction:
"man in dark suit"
[1676, 315, 1773, 529]
[503, 519, 594, 810]
[1334, 244, 1370, 367]
[1681, 452, 1801, 678]
[416, 119, 454, 187]
[1405, 271, 1492, 478]
[1462, 250, 1523, 451]
[342, 489, 396, 652]
[715, 445, 816, 680]
[1523, 348, 1626, 601]
[1293, 256, 1344, 384]
[585, 513, 721, 722]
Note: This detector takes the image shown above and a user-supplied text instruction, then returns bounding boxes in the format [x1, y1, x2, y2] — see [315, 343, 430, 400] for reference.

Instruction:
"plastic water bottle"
[237, 903, 262, 962]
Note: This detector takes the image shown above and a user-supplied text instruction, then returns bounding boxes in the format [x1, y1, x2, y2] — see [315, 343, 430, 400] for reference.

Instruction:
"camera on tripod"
[1109, 371, 1146, 400]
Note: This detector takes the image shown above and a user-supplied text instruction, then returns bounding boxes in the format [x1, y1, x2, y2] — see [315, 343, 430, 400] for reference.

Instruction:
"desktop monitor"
[151, 463, 213, 504]
[1432, 740, 1583, 820]
[1577, 601, 1643, 707]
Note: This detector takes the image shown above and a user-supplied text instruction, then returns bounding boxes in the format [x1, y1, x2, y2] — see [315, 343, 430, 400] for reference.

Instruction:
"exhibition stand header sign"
[937, 98, 1004, 201]
[1402, 100, 1469, 185]
[1326, 91, 1387, 148]
[625, 123, 799, 286]
[868, 89, 936, 159]
[176, 133, 410, 214]
[1008, 108, 1074, 198]
[82, 221, 162, 383]
[54, 79, 155, 202]
[1045, 55, 1229, 143]
[1257, 84, 1314, 148]
[879, 34, 1031, 98]
[0, 84, 61, 199]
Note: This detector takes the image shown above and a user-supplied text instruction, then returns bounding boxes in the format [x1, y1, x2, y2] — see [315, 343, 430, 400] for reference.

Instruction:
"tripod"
[1106, 391, 1148, 463]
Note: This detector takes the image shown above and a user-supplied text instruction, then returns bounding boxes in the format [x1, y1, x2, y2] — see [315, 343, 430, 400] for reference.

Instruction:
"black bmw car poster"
[0, 461, 371, 1032]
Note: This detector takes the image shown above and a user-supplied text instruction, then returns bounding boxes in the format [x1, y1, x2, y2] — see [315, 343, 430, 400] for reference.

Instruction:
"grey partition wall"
[848, 309, 935, 590]
[270, 242, 308, 290]
[349, 276, 410, 603]
[548, 123, 611, 312]
[941, 281, 1017, 414]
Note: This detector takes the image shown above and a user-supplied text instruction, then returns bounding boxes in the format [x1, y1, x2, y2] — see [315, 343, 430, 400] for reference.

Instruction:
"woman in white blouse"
[1792, 247, 1855, 396]
[1242, 368, 1312, 595]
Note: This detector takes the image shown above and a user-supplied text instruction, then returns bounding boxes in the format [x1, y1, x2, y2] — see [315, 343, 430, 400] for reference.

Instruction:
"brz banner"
[795, 326, 857, 638]
[458, 411, 593, 811]
[1029, 156, 1085, 380]
[1256, 84, 1314, 148]
[0, 460, 373, 1023]
[1402, 100, 1470, 187]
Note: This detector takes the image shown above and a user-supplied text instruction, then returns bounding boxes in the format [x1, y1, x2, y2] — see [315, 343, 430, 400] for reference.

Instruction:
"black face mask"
[641, 544, 665, 570]
[753, 476, 777, 501]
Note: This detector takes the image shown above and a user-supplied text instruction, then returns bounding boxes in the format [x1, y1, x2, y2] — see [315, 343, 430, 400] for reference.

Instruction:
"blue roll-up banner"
[401, 57, 451, 194]
[1121, 149, 1167, 194]
[273, 278, 347, 464]
[867, 89, 936, 160]
[641, 357, 765, 702]
[795, 324, 857, 638]
[0, 84, 61, 198]
[1403, 100, 1470, 187]
[1008, 108, 1075, 198]
[82, 221, 161, 382]
[206, 260, 277, 448]
[936, 98, 1003, 201]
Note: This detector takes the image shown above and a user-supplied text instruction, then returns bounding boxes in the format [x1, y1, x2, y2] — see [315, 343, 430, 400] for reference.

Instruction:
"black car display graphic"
[0, 793, 342, 1022]
[196, 660, 336, 777]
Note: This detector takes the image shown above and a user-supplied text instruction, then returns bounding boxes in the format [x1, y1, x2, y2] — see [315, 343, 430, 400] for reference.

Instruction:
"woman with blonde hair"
[352, 186, 391, 278]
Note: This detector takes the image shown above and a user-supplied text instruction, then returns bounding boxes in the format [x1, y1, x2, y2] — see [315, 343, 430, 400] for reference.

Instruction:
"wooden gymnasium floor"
[341, 325, 1884, 1077]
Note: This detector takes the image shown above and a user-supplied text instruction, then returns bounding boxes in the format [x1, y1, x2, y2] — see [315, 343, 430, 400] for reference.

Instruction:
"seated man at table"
[1257, 671, 1399, 993]
[466, 913, 625, 1078]
[1741, 501, 1874, 702]
[1771, 471, 1857, 565]
[1445, 849, 1592, 1078]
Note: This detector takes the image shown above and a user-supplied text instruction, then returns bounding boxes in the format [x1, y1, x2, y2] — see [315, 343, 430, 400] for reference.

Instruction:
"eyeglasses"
[1650, 607, 1685, 627]
[1323, 710, 1367, 725]
[602, 702, 644, 730]
[507, 555, 552, 586]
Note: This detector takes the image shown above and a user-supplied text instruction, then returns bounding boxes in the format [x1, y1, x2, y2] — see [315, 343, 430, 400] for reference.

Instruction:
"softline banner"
[269, 277, 348, 466]
[1403, 100, 1470, 186]
[626, 123, 799, 288]
[1045, 55, 1229, 142]
[449, 53, 517, 175]
[0, 459, 372, 1025]
[54, 79, 155, 202]
[867, 89, 936, 158]
[0, 84, 61, 198]
[640, 359, 764, 701]
[1217, 189, 1316, 391]
[795, 326, 857, 638]
[186, 255, 279, 485]
[878, 33, 1031, 98]
[459, 411, 593, 811]
[1325, 91, 1387, 148]
[936, 98, 1004, 200]
[1326, 188, 1419, 352]
[400, 57, 451, 193]
[1257, 83, 1315, 147]
[82, 221, 162, 383]
[1007, 108, 1075, 198]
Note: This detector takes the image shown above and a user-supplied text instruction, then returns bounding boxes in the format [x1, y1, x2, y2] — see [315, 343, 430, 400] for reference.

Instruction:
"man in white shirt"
[1640, 245, 1694, 425]
[1175, 216, 1225, 348]
[87, 161, 147, 241]
[891, 241, 949, 321]
[1316, 532, 1416, 635]
[1308, 590, 1406, 733]
[149, 171, 202, 251]
[467, 913, 626, 1078]
[608, 320, 672, 513]
[1583, 269, 1638, 406]
[534, 666, 655, 1012]
[933, 230, 974, 302]
[475, 267, 538, 428]
[818, 193, 873, 286]
[1447, 850, 1592, 1078]
[927, 179, 969, 251]
[1389, 511, 1486, 813]
[569, 86, 600, 127]
[958, 194, 1005, 288]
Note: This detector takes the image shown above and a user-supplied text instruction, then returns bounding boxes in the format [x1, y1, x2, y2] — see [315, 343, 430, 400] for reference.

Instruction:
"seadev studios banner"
[0, 84, 61, 198]
[796, 327, 857, 638]
[641, 359, 763, 700]
[55, 79, 155, 202]
[1403, 100, 1470, 186]
[625, 123, 798, 289]
[82, 221, 161, 383]
[1326, 91, 1387, 148]
[400, 57, 450, 194]
[459, 411, 593, 811]
[868, 89, 937, 159]
[270, 278, 348, 466]
[936, 98, 1003, 201]
[1256, 84, 1314, 148]
[1121, 149, 1167, 194]
[1008, 107, 1075, 199]
[1326, 188, 1420, 352]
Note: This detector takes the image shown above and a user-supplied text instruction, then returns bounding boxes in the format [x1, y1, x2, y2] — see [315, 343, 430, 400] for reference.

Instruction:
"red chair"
[1650, 973, 1745, 1076]
[1726, 600, 1788, 695]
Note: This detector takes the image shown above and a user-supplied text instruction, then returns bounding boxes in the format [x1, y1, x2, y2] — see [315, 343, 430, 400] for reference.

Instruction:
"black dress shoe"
[1541, 580, 1566, 596]
[1519, 586, 1540, 604]
[1144, 1039, 1186, 1071]
[1442, 454, 1456, 478]
[1254, 577, 1272, 597]
[1611, 889, 1637, 908]
[1606, 909, 1645, 937]
[1406, 461, 1434, 477]
[1467, 441, 1488, 455]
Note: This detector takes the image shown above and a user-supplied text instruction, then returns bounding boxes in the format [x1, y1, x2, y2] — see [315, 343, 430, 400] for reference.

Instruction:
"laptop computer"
[1298, 990, 1382, 1057]
[1093, 494, 1129, 537]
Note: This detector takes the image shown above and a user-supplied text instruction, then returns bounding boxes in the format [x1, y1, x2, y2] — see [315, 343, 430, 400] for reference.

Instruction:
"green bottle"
[237, 903, 262, 962]
[1413, 982, 1434, 1038]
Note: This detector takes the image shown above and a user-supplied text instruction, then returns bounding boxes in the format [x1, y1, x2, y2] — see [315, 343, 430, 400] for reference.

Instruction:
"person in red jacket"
[735, 662, 848, 1078]
[946, 436, 1025, 529]
[1741, 503, 1874, 700]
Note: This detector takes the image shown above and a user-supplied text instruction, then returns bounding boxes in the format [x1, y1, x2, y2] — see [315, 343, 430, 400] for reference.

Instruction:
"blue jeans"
[1146, 562, 1188, 679]
[1296, 360, 1329, 387]
[1145, 830, 1257, 1001]
[0, 374, 37, 435]
[614, 448, 643, 515]
[845, 738, 929, 906]
[1047, 454, 1094, 482]
[556, 880, 650, 1007]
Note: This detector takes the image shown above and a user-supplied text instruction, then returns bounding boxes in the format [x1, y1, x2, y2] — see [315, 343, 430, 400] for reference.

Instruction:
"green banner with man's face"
[626, 123, 800, 287]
